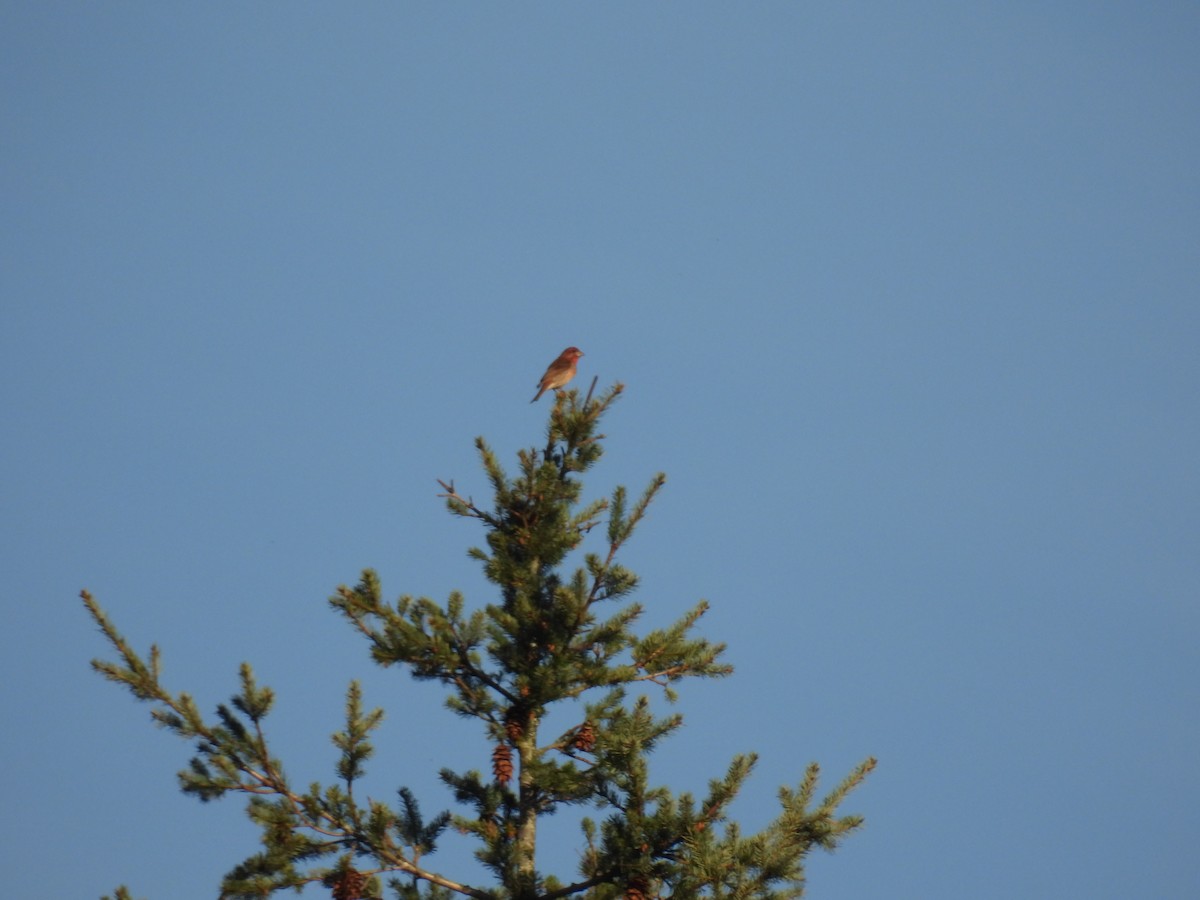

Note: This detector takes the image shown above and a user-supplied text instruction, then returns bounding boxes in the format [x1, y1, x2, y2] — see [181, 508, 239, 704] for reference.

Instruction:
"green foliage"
[82, 384, 873, 899]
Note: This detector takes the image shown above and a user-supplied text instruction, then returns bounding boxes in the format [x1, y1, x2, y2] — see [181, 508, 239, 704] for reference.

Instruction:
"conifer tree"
[83, 382, 874, 900]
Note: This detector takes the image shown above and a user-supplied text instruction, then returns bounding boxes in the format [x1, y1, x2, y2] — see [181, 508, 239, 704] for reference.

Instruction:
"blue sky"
[3, 3, 1198, 898]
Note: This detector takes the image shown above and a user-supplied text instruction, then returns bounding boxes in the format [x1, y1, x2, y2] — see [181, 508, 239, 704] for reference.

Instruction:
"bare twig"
[436, 479, 499, 526]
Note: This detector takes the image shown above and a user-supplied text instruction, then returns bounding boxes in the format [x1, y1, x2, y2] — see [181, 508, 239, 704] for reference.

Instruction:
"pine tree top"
[83, 384, 873, 900]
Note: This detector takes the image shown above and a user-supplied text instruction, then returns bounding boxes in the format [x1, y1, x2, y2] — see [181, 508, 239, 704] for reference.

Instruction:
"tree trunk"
[514, 712, 538, 899]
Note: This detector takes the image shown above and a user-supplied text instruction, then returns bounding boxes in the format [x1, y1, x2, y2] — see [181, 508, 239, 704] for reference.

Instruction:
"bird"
[531, 346, 584, 402]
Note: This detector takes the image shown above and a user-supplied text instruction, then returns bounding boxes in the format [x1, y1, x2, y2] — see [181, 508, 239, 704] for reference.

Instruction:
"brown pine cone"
[330, 868, 367, 900]
[625, 875, 650, 900]
[573, 720, 596, 752]
[492, 742, 514, 785]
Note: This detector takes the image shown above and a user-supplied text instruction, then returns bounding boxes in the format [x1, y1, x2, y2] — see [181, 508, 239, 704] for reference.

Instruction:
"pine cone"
[330, 868, 368, 900]
[625, 875, 650, 900]
[492, 742, 514, 785]
[504, 707, 526, 742]
[573, 720, 596, 752]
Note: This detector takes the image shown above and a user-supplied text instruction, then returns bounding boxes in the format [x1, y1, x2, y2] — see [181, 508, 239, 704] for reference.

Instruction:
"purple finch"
[531, 346, 584, 402]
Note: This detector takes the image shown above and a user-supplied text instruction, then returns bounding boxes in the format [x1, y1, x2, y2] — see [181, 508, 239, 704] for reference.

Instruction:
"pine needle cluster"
[83, 383, 874, 900]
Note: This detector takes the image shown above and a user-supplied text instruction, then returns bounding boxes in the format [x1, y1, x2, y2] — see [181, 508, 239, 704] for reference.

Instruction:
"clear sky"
[3, 3, 1197, 898]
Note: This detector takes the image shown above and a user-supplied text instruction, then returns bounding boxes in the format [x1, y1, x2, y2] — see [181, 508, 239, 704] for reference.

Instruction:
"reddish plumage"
[531, 346, 584, 402]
